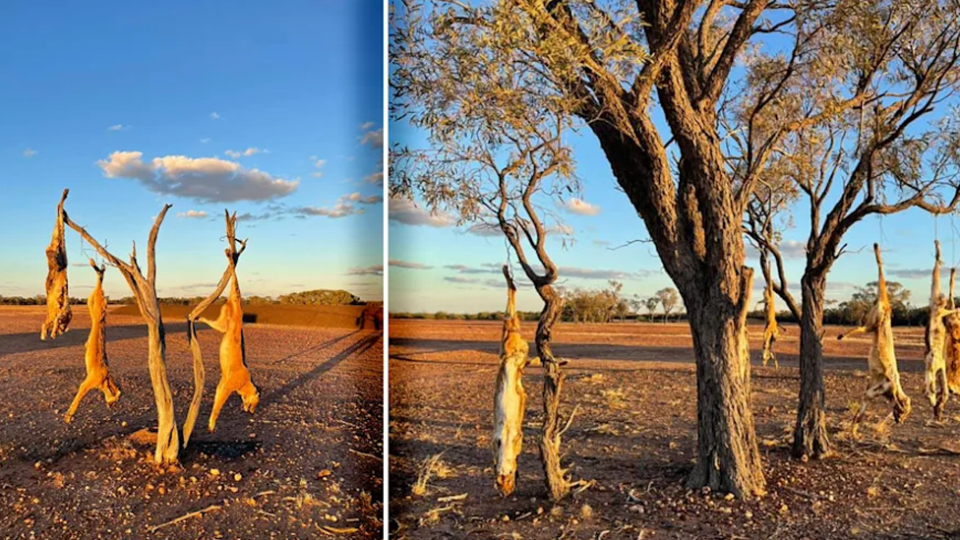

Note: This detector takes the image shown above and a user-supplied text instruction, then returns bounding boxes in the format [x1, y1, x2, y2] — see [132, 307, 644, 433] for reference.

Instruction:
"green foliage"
[277, 289, 361, 306]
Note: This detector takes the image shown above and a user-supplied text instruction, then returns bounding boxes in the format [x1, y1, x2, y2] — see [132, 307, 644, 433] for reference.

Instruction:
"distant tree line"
[391, 279, 946, 328]
[0, 289, 370, 307]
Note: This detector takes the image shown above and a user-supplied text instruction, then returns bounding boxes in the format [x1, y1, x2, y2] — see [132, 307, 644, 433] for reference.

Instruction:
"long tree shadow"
[0, 321, 203, 357]
[269, 330, 361, 365]
[390, 337, 929, 373]
[262, 331, 382, 408]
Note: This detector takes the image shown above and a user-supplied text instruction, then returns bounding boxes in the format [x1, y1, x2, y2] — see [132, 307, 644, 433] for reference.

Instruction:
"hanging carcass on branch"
[392, 0, 587, 499]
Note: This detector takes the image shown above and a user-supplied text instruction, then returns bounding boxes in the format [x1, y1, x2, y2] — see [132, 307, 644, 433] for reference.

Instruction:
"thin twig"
[146, 503, 222, 533]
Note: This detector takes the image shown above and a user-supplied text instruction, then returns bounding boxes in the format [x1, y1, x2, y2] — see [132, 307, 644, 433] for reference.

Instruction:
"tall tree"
[394, 0, 960, 496]
[744, 0, 960, 458]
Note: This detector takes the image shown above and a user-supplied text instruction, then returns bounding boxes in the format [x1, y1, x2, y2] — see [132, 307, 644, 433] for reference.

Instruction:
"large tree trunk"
[147, 320, 179, 464]
[683, 272, 766, 498]
[534, 285, 568, 500]
[792, 273, 830, 459]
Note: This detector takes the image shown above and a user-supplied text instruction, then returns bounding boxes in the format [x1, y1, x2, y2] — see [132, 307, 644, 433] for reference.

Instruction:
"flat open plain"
[0, 306, 383, 540]
[390, 318, 960, 540]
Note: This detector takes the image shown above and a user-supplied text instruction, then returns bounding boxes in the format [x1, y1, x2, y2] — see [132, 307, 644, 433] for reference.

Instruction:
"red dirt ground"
[0, 306, 383, 539]
[389, 318, 960, 540]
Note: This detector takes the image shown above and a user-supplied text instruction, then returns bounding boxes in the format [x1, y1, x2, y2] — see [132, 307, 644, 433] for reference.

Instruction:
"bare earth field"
[0, 306, 383, 540]
[390, 318, 960, 540]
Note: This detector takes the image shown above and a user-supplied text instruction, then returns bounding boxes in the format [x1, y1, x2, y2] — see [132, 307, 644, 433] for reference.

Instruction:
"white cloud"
[314, 159, 327, 168]
[361, 127, 383, 148]
[200, 138, 211, 144]
[23, 148, 37, 158]
[97, 151, 298, 203]
[560, 197, 601, 216]
[360, 121, 375, 130]
[389, 197, 456, 227]
[390, 259, 432, 270]
[177, 210, 208, 219]
[210, 112, 221, 120]
[107, 124, 124, 131]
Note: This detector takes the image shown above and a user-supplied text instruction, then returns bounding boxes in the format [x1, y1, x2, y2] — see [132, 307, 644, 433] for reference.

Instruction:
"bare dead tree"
[183, 211, 247, 447]
[57, 190, 181, 463]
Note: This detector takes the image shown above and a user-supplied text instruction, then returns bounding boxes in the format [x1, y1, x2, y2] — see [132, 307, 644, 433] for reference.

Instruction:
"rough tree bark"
[60, 195, 180, 464]
[793, 273, 829, 458]
[183, 211, 247, 447]
[532, 283, 567, 500]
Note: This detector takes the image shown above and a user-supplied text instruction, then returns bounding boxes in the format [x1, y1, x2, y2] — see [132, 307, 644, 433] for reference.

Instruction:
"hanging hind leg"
[64, 377, 98, 423]
[852, 379, 893, 436]
[935, 368, 949, 421]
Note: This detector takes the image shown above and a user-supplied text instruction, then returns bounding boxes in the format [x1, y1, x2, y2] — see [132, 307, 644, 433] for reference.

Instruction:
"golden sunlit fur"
[838, 244, 911, 432]
[493, 265, 529, 496]
[199, 269, 259, 432]
[944, 267, 960, 395]
[761, 276, 785, 368]
[64, 261, 120, 423]
[41, 191, 71, 340]
[924, 241, 958, 420]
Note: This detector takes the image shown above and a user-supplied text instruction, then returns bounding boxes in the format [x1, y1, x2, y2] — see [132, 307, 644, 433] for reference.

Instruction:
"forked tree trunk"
[683, 273, 766, 497]
[792, 273, 830, 459]
[147, 320, 179, 463]
[534, 285, 567, 500]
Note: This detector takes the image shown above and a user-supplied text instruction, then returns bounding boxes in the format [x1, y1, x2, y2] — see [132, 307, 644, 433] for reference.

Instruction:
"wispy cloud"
[23, 148, 37, 158]
[97, 151, 298, 203]
[559, 198, 600, 216]
[389, 197, 456, 227]
[200, 138, 211, 144]
[445, 263, 501, 275]
[107, 124, 125, 132]
[177, 210, 208, 219]
[347, 264, 384, 276]
[360, 121, 375, 130]
[444, 276, 479, 284]
[888, 267, 951, 279]
[312, 159, 327, 178]
[210, 112, 221, 120]
[361, 127, 383, 148]
[225, 147, 266, 159]
[390, 259, 433, 270]
[291, 192, 382, 219]
[746, 240, 806, 259]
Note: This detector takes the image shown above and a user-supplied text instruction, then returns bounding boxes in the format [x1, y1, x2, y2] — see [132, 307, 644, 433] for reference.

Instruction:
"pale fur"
[924, 241, 958, 419]
[839, 244, 911, 431]
[64, 261, 120, 423]
[199, 269, 259, 432]
[492, 265, 528, 497]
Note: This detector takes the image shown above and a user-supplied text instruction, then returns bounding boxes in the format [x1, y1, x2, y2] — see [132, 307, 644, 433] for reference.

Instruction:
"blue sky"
[387, 10, 958, 314]
[0, 1, 384, 302]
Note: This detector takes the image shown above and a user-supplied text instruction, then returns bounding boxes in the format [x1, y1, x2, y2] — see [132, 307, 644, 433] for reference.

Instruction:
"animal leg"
[208, 381, 230, 433]
[936, 368, 949, 421]
[64, 377, 98, 423]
